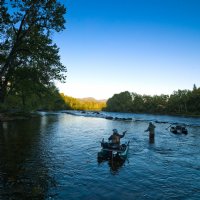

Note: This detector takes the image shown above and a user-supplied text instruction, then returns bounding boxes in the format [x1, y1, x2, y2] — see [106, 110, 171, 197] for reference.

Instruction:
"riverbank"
[0, 111, 40, 122]
[1, 109, 200, 123]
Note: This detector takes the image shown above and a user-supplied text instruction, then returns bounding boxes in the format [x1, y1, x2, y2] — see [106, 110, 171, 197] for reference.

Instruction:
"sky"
[55, 0, 200, 100]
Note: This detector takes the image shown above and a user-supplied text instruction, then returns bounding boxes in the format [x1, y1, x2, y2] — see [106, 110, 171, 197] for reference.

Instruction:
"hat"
[112, 129, 118, 133]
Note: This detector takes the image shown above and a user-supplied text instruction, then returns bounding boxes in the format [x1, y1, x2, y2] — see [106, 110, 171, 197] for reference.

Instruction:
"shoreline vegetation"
[1, 84, 200, 122]
[1, 2, 199, 121]
[0, 111, 40, 122]
[103, 85, 200, 117]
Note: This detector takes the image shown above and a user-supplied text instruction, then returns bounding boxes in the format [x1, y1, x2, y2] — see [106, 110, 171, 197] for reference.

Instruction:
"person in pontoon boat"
[108, 129, 126, 146]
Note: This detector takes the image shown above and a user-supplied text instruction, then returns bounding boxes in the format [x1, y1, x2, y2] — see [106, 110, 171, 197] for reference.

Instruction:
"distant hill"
[77, 97, 107, 102]
[60, 94, 107, 111]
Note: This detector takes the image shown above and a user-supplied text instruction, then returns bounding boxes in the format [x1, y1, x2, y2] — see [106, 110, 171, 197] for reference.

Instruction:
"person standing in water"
[145, 122, 156, 143]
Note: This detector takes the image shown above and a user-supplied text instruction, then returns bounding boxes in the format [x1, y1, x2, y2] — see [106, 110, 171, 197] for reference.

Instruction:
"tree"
[8, 67, 50, 107]
[131, 93, 144, 112]
[0, 0, 67, 103]
[193, 84, 197, 91]
[187, 86, 200, 114]
[168, 90, 189, 113]
[105, 91, 132, 112]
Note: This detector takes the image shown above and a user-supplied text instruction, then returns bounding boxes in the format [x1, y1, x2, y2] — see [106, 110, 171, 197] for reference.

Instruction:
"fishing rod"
[165, 124, 172, 130]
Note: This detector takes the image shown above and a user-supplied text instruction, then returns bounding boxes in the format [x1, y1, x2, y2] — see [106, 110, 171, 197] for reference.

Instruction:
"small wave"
[63, 110, 200, 127]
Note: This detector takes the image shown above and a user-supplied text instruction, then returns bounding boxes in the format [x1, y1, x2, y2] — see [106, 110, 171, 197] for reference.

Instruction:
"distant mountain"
[62, 95, 107, 111]
[77, 97, 107, 102]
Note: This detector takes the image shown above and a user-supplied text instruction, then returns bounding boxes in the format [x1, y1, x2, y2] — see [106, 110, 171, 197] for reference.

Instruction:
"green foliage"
[105, 91, 132, 112]
[0, 0, 67, 103]
[104, 85, 200, 116]
[63, 95, 106, 111]
[0, 83, 69, 111]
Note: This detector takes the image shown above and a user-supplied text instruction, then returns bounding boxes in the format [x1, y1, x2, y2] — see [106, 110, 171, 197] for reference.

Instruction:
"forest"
[1, 1, 200, 116]
[104, 84, 200, 116]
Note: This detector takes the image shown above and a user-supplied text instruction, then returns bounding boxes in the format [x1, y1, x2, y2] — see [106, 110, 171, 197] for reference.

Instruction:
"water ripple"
[0, 112, 200, 199]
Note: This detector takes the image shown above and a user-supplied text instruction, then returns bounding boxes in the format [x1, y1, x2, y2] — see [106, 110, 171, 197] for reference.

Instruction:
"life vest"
[112, 134, 120, 144]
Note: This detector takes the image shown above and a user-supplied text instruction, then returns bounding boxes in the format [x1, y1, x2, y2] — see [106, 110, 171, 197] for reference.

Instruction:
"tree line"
[103, 85, 200, 116]
[1, 2, 199, 116]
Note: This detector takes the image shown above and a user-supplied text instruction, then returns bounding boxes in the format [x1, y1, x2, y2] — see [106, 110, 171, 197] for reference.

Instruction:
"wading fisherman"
[108, 129, 126, 147]
[145, 122, 156, 143]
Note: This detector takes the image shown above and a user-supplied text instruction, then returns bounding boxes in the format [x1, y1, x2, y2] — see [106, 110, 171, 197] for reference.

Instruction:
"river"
[0, 111, 200, 200]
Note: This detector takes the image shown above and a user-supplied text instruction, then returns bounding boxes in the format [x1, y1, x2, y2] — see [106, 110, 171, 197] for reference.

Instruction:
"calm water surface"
[0, 111, 200, 200]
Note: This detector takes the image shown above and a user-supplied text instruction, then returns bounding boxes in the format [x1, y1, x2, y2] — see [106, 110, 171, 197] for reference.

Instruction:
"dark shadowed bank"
[0, 111, 41, 122]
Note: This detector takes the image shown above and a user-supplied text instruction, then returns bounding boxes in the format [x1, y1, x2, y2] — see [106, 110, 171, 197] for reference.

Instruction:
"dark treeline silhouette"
[103, 85, 200, 116]
[0, 0, 67, 107]
[0, 1, 67, 112]
[0, 83, 69, 111]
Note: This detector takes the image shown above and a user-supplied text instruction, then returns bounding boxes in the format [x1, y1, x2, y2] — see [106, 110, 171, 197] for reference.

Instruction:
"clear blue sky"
[55, 0, 200, 100]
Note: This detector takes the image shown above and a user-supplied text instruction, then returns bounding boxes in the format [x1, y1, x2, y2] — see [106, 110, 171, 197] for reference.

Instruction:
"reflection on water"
[0, 118, 56, 199]
[0, 112, 200, 200]
[98, 159, 126, 175]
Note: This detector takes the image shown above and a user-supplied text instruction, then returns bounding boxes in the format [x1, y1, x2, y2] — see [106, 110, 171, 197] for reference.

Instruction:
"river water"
[0, 111, 200, 200]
